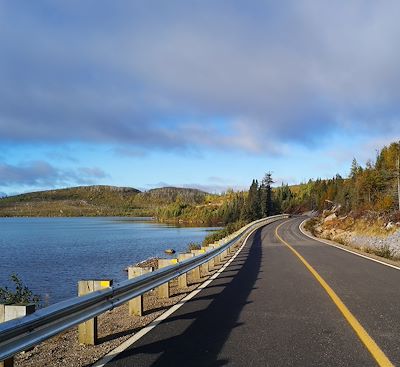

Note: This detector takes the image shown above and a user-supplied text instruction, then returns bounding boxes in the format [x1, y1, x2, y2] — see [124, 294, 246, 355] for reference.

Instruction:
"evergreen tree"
[262, 172, 274, 216]
[350, 158, 360, 180]
[259, 182, 267, 217]
[243, 179, 261, 221]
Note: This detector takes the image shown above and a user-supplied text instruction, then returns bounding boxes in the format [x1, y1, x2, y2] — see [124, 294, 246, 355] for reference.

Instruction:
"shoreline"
[0, 215, 223, 228]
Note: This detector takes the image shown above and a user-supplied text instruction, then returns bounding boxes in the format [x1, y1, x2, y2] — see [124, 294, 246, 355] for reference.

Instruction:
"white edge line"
[299, 219, 400, 271]
[92, 223, 265, 367]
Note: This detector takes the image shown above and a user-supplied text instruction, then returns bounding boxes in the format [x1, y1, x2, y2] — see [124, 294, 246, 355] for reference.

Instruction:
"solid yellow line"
[275, 221, 394, 367]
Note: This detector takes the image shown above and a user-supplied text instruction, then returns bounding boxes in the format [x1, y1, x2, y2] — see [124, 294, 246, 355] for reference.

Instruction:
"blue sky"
[0, 1, 399, 196]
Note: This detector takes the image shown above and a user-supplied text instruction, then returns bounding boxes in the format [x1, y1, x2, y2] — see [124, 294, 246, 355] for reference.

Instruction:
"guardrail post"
[177, 253, 195, 288]
[191, 249, 208, 276]
[186, 254, 201, 283]
[127, 267, 153, 316]
[209, 245, 222, 264]
[0, 303, 36, 367]
[157, 259, 178, 298]
[78, 279, 112, 345]
[202, 246, 215, 269]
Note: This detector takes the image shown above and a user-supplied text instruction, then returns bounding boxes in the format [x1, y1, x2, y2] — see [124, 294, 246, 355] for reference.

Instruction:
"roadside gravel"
[351, 229, 400, 257]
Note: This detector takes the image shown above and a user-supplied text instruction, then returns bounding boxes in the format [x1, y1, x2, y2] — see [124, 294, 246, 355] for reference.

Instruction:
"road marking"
[275, 221, 394, 367]
[92, 224, 263, 367]
[299, 219, 400, 271]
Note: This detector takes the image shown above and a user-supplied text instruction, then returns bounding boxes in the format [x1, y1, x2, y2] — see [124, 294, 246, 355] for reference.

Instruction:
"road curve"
[103, 217, 400, 366]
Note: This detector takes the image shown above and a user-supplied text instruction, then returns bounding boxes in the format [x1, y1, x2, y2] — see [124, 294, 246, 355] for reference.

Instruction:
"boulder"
[324, 213, 337, 223]
[385, 222, 395, 230]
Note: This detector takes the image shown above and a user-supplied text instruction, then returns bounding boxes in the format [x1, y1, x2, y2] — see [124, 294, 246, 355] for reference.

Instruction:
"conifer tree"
[262, 172, 274, 216]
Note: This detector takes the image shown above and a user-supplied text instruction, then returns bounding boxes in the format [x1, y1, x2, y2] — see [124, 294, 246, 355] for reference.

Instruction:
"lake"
[0, 217, 218, 305]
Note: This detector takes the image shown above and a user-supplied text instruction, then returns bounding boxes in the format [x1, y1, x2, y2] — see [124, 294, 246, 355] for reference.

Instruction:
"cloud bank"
[0, 161, 108, 188]
[0, 1, 399, 156]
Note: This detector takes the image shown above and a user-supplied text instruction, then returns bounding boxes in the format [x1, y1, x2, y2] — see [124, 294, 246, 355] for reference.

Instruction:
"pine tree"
[243, 179, 261, 221]
[262, 172, 274, 216]
[350, 158, 360, 180]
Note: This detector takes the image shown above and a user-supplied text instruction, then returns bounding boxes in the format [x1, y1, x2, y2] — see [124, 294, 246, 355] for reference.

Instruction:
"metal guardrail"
[0, 214, 289, 361]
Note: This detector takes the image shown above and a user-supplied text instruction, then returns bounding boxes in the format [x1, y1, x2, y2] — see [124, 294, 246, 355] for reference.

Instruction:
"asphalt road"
[105, 217, 400, 366]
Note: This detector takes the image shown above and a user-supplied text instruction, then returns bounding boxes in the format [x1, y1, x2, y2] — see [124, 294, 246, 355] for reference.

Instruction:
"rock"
[322, 230, 331, 238]
[386, 222, 395, 230]
[324, 213, 337, 223]
[315, 226, 323, 234]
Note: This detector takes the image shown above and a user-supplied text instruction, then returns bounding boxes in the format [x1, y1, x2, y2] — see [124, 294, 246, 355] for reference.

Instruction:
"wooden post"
[209, 245, 221, 265]
[127, 267, 153, 316]
[78, 279, 112, 345]
[202, 246, 215, 269]
[157, 259, 178, 298]
[1, 304, 35, 367]
[183, 251, 200, 283]
[177, 253, 194, 288]
[191, 249, 208, 276]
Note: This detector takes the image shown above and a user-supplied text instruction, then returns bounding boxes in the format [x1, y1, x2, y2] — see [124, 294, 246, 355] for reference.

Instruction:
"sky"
[0, 1, 399, 196]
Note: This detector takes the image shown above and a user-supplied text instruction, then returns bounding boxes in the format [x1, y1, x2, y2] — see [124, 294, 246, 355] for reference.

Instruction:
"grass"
[303, 217, 319, 236]
[187, 242, 201, 252]
[203, 220, 248, 245]
[364, 244, 394, 260]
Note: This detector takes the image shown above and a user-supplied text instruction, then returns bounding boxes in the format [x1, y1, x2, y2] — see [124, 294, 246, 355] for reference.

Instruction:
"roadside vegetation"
[298, 141, 400, 262]
[200, 172, 278, 245]
[274, 141, 400, 217]
[0, 274, 41, 306]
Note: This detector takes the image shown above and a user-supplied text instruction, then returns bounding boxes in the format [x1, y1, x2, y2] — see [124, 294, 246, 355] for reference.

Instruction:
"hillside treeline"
[158, 173, 276, 227]
[0, 186, 208, 217]
[274, 141, 400, 216]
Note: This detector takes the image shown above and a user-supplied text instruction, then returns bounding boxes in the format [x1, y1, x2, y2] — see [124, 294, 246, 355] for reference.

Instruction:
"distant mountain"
[0, 185, 208, 217]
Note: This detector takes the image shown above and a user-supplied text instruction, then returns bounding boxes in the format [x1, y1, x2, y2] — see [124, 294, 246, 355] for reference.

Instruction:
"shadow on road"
[111, 227, 263, 367]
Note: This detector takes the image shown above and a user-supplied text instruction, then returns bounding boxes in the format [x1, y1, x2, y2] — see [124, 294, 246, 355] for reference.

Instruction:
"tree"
[261, 172, 274, 216]
[350, 158, 360, 180]
[397, 153, 400, 211]
[275, 184, 294, 213]
[243, 180, 261, 221]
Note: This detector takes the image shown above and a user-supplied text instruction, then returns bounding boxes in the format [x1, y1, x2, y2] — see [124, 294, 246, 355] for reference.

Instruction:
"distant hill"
[0, 185, 208, 217]
[139, 187, 206, 205]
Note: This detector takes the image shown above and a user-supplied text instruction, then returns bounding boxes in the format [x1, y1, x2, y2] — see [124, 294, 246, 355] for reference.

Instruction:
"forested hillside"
[0, 185, 208, 217]
[274, 141, 400, 219]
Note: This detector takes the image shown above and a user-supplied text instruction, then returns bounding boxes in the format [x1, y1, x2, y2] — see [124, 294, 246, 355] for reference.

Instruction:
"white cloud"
[0, 161, 109, 188]
[0, 1, 399, 155]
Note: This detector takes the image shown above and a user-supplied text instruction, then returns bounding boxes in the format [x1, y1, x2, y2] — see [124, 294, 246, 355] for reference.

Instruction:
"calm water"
[0, 217, 218, 304]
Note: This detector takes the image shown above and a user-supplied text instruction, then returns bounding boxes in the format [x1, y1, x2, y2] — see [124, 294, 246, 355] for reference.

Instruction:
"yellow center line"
[275, 221, 394, 367]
